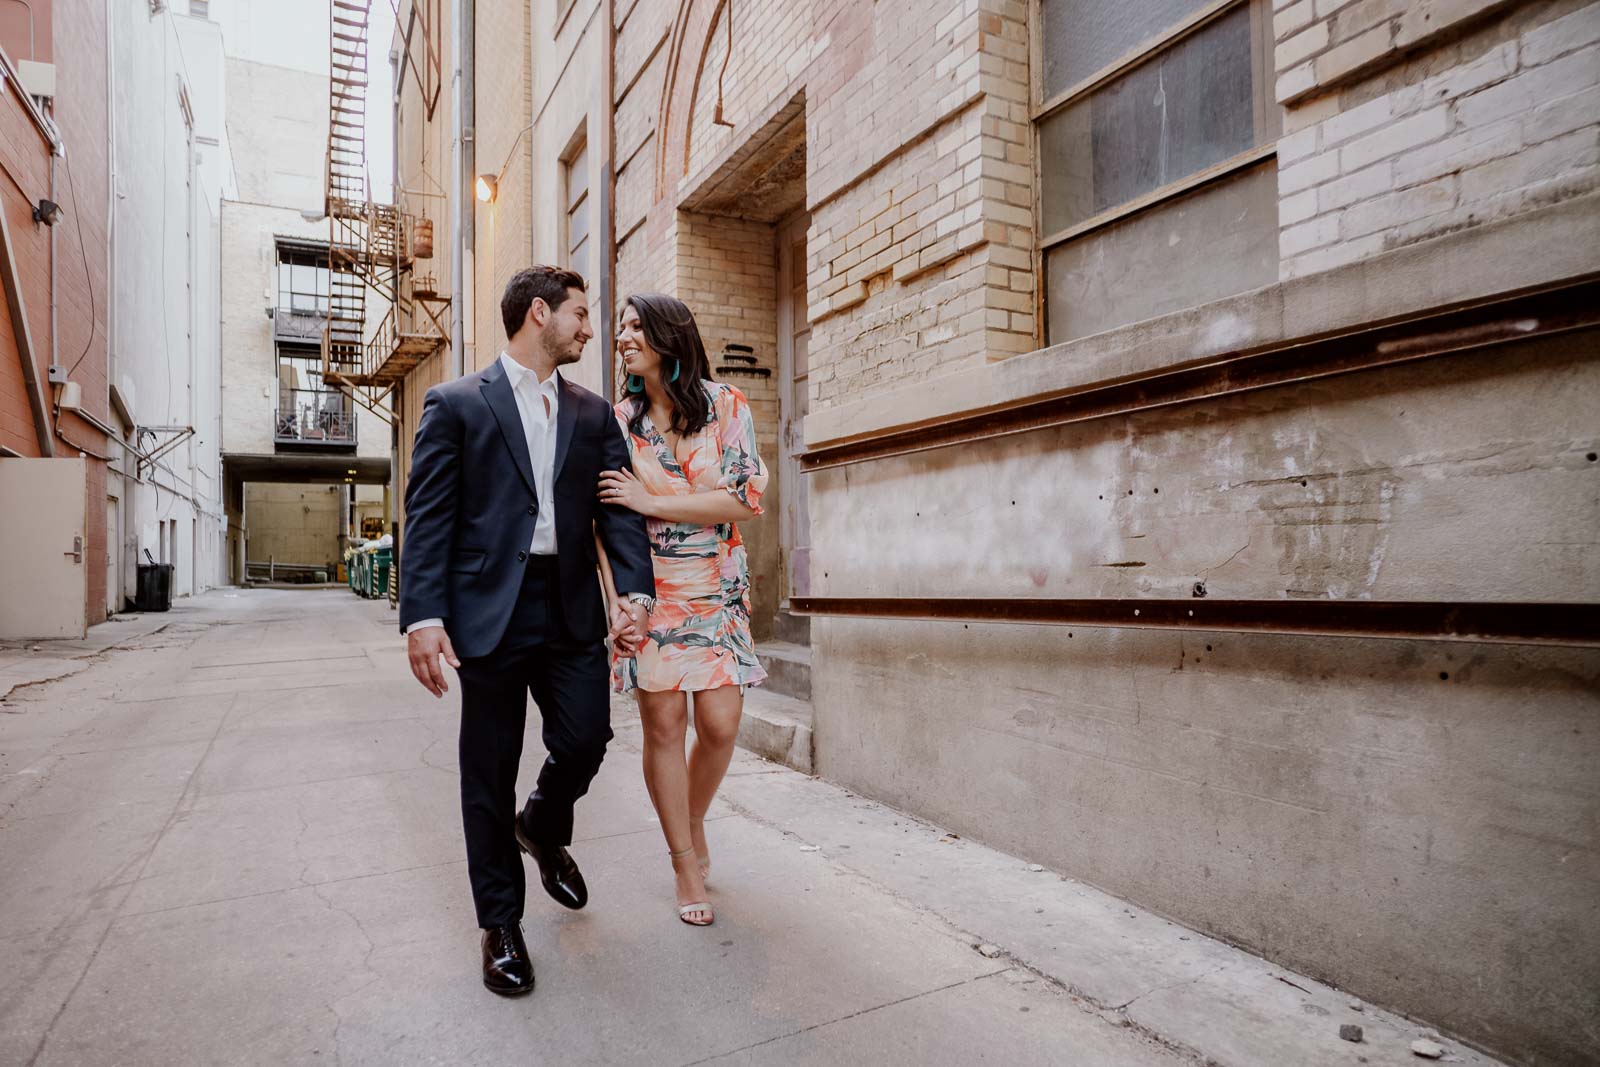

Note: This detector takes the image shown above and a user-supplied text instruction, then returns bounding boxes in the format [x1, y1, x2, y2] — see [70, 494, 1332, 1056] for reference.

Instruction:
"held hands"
[608, 598, 649, 657]
[407, 626, 460, 698]
[597, 468, 650, 514]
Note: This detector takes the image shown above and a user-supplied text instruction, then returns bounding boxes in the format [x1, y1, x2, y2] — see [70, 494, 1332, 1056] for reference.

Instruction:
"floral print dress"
[611, 381, 770, 694]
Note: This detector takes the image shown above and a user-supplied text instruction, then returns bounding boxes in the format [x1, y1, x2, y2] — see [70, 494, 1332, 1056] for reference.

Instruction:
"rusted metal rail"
[788, 598, 1600, 647]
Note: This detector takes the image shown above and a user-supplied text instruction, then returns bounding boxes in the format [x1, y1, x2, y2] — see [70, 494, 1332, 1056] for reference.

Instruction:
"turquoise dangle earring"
[626, 374, 645, 393]
[668, 360, 682, 384]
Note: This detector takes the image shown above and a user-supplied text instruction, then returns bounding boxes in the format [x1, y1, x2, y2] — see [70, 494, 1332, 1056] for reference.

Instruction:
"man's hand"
[609, 599, 649, 656]
[407, 625, 461, 698]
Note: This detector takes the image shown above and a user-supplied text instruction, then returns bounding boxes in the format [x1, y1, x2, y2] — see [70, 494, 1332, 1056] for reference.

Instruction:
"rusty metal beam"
[0, 202, 54, 456]
[801, 278, 1600, 472]
[788, 597, 1600, 647]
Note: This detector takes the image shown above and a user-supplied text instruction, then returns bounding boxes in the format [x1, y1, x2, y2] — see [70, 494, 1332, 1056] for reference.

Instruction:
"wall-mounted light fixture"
[476, 121, 537, 207]
[32, 198, 62, 226]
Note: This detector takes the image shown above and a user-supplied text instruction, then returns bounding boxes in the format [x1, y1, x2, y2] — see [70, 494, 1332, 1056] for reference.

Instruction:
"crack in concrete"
[676, 968, 1013, 1066]
[310, 879, 385, 1067]
[1109, 962, 1232, 1012]
[23, 689, 240, 1067]
[713, 788, 1214, 1064]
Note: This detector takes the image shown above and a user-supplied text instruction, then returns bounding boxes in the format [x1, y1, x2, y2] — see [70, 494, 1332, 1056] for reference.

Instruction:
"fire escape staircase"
[321, 0, 448, 418]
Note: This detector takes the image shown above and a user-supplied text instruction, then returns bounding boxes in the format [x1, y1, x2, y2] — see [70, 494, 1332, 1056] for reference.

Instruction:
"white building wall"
[219, 200, 328, 455]
[109, 2, 233, 602]
[220, 49, 390, 463]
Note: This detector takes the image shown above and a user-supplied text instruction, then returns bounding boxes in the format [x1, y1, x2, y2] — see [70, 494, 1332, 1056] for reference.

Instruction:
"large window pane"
[1041, 0, 1213, 97]
[1039, 3, 1255, 235]
[567, 142, 590, 211]
[1045, 160, 1277, 345]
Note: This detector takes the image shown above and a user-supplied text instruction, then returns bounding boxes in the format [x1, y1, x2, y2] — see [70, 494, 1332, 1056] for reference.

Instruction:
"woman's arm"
[598, 468, 757, 525]
[594, 529, 643, 654]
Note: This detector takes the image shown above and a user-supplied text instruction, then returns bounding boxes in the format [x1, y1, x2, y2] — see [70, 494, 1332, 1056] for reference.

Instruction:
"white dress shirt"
[405, 353, 560, 636]
[501, 352, 562, 555]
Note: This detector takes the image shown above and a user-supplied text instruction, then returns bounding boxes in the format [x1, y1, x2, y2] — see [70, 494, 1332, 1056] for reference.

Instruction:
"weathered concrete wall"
[244, 482, 341, 568]
[813, 617, 1599, 1063]
[808, 323, 1600, 1063]
[812, 332, 1599, 604]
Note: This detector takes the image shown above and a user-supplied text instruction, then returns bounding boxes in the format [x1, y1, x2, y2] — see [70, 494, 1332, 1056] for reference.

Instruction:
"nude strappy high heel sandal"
[669, 846, 713, 926]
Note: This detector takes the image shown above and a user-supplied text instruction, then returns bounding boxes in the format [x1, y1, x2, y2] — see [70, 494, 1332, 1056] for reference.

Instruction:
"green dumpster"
[370, 547, 392, 601]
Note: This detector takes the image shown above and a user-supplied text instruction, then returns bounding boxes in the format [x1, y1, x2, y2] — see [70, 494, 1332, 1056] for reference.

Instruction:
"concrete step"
[736, 687, 813, 775]
[757, 639, 811, 702]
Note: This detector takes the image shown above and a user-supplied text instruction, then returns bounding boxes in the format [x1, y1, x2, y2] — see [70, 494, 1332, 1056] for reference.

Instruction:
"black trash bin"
[135, 562, 174, 612]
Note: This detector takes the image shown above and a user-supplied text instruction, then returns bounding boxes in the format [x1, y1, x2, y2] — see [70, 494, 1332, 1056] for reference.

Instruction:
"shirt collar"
[500, 352, 560, 398]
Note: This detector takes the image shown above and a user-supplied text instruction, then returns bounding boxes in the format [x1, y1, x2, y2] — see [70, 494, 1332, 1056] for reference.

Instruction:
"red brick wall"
[0, 0, 52, 65]
[51, 1, 110, 624]
[0, 80, 54, 457]
[0, 0, 111, 626]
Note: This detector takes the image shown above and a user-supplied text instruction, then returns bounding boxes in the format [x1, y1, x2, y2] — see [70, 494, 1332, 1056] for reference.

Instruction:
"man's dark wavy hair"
[501, 265, 585, 340]
[622, 293, 714, 438]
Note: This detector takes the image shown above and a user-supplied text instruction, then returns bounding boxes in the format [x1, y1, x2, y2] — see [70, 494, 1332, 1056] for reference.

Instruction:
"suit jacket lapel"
[480, 362, 537, 498]
[553, 373, 580, 483]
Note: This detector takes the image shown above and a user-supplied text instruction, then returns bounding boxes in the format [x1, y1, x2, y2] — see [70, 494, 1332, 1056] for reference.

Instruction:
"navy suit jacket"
[398, 360, 655, 659]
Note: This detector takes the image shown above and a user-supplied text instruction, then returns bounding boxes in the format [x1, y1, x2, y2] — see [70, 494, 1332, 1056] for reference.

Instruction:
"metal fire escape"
[322, 0, 448, 414]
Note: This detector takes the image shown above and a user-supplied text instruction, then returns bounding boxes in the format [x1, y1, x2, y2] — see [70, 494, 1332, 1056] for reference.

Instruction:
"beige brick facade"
[614, 0, 1036, 413]
[1275, 0, 1600, 278]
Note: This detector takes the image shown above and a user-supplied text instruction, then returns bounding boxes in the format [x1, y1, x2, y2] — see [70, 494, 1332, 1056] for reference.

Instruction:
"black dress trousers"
[454, 557, 613, 928]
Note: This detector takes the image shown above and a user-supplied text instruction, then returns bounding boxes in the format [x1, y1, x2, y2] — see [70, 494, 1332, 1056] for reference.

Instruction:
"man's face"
[537, 288, 593, 366]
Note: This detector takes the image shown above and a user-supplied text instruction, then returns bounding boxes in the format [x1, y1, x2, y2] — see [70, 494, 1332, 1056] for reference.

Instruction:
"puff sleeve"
[713, 384, 768, 515]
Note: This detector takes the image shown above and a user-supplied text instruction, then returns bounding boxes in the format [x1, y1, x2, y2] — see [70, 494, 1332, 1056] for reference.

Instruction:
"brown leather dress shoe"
[515, 815, 589, 910]
[481, 923, 535, 996]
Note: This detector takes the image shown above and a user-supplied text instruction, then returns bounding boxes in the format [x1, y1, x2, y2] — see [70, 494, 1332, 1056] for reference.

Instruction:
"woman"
[596, 292, 768, 928]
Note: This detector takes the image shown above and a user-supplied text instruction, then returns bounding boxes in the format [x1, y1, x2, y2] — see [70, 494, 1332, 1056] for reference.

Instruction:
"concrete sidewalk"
[0, 590, 1498, 1065]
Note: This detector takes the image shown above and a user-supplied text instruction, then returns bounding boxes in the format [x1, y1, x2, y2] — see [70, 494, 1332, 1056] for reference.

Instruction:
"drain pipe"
[599, 0, 616, 401]
[449, 0, 473, 378]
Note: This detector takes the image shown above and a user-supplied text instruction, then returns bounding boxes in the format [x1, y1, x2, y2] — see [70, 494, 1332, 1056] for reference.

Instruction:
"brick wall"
[472, 0, 534, 366]
[673, 211, 783, 628]
[0, 87, 53, 458]
[613, 0, 1036, 415]
[1275, 0, 1599, 278]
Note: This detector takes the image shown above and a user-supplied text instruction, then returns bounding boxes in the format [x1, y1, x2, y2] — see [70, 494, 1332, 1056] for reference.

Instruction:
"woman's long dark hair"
[623, 292, 714, 438]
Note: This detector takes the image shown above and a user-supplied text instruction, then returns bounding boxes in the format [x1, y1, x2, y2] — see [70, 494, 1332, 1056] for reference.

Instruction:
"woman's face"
[617, 305, 662, 379]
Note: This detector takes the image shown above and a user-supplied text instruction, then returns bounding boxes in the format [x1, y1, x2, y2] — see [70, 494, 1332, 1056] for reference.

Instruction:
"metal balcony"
[274, 389, 356, 447]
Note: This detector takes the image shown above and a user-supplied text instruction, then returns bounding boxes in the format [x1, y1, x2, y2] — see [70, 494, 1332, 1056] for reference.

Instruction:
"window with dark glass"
[276, 248, 331, 314]
[565, 135, 591, 280]
[1035, 0, 1281, 344]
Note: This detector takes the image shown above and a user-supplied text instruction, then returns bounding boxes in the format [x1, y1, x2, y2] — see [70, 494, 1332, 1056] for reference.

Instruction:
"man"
[400, 266, 655, 996]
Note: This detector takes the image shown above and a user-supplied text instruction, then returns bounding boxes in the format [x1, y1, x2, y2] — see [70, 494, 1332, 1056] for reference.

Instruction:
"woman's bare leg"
[687, 685, 744, 876]
[637, 689, 710, 922]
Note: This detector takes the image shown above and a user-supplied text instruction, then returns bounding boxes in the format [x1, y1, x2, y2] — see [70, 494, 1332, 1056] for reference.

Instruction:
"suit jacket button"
[517, 551, 527, 562]
[527, 505, 536, 516]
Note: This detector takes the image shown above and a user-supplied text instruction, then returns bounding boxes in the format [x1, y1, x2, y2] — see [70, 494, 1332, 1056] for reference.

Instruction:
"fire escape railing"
[320, 0, 448, 407]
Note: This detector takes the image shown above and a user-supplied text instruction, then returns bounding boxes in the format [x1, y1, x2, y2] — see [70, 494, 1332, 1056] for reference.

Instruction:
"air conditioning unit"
[17, 61, 55, 100]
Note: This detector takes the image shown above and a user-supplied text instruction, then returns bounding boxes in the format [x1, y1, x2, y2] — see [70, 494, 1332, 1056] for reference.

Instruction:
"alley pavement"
[1, 590, 1498, 1066]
